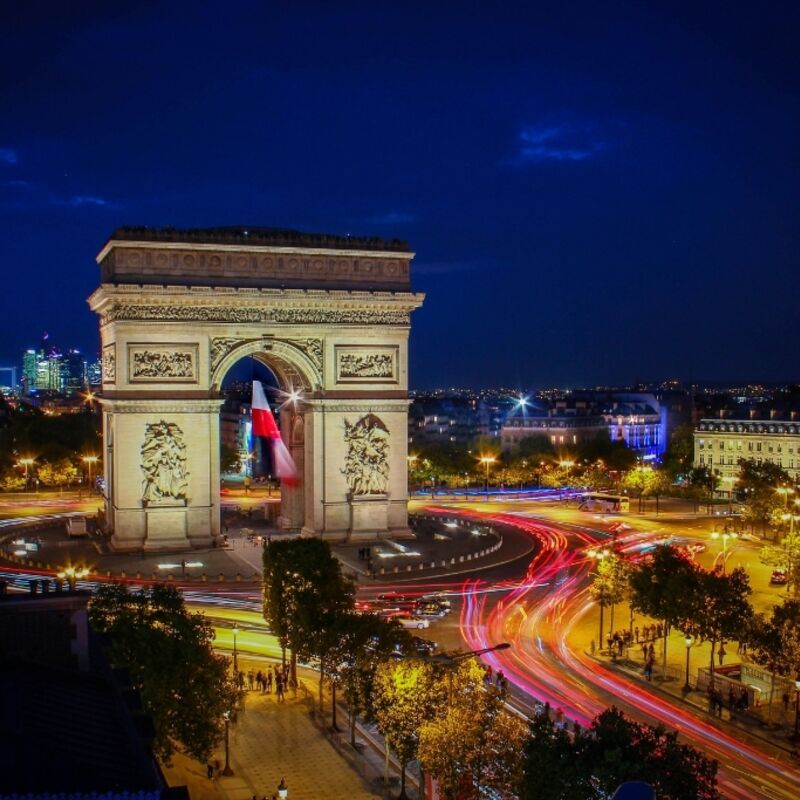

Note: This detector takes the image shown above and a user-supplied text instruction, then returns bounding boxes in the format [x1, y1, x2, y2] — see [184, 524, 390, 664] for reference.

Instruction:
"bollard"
[201, 573, 208, 582]
[459, 555, 464, 563]
[120, 570, 127, 579]
[467, 554, 472, 560]
[235, 573, 242, 582]
[450, 557, 455, 565]
[218, 573, 225, 582]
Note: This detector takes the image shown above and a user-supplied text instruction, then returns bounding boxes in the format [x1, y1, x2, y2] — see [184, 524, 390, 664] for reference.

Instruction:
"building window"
[757, 443, 762, 452]
[708, 456, 713, 465]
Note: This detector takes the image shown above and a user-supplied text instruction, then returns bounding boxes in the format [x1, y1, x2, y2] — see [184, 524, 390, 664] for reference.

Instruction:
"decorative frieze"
[141, 420, 189, 506]
[101, 303, 410, 326]
[209, 337, 245, 374]
[286, 338, 324, 374]
[102, 345, 116, 384]
[128, 344, 198, 383]
[335, 345, 399, 384]
[342, 414, 390, 495]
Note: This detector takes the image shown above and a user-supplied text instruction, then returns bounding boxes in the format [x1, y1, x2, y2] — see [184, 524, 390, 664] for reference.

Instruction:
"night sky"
[2, 2, 798, 389]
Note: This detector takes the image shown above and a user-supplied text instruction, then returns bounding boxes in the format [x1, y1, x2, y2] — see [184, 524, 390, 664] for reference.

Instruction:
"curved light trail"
[450, 509, 800, 800]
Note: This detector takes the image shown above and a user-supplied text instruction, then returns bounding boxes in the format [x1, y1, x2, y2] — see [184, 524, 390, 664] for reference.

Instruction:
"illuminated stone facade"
[89, 227, 424, 551]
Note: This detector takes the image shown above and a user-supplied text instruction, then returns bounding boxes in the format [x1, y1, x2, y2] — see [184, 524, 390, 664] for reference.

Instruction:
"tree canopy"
[88, 583, 239, 764]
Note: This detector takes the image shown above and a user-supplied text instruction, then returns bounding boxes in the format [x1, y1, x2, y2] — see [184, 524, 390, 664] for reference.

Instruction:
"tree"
[522, 706, 720, 800]
[338, 614, 411, 745]
[418, 658, 526, 800]
[761, 528, 800, 598]
[0, 469, 26, 491]
[749, 601, 800, 723]
[373, 658, 444, 799]
[219, 443, 241, 474]
[588, 551, 629, 648]
[683, 568, 753, 685]
[88, 583, 240, 764]
[36, 457, 79, 488]
[737, 460, 792, 537]
[263, 538, 354, 706]
[662, 423, 695, 479]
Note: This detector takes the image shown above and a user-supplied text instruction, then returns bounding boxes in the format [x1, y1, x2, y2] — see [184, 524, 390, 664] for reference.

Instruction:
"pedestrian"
[256, 670, 263, 691]
[783, 691, 790, 712]
[645, 657, 653, 681]
[728, 685, 735, 711]
[739, 687, 748, 711]
[276, 674, 284, 702]
[718, 644, 726, 666]
[207, 764, 214, 780]
[641, 642, 647, 662]
[266, 671, 273, 694]
[635, 626, 640, 642]
[590, 639, 596, 656]
[248, 670, 255, 690]
[648, 643, 655, 660]
[618, 637, 624, 657]
[496, 669, 505, 687]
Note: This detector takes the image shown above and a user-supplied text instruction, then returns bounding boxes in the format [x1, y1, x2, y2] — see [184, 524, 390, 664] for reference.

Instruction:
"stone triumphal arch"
[88, 227, 424, 551]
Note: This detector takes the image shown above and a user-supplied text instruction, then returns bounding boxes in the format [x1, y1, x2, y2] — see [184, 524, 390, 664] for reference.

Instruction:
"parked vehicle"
[770, 570, 789, 586]
[397, 615, 431, 630]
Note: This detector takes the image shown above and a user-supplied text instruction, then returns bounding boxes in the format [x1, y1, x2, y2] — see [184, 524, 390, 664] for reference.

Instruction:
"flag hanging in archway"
[251, 380, 300, 487]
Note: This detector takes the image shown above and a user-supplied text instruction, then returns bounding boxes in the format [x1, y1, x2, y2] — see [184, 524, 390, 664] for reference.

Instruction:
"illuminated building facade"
[694, 415, 800, 482]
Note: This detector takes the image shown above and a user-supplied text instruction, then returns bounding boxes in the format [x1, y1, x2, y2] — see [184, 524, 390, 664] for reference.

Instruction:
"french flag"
[251, 380, 300, 487]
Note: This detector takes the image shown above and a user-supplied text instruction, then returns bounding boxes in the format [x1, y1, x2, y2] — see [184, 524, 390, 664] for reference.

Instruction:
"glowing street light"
[479, 455, 496, 497]
[221, 709, 234, 776]
[17, 457, 34, 487]
[710, 530, 738, 574]
[82, 455, 99, 488]
[683, 635, 694, 694]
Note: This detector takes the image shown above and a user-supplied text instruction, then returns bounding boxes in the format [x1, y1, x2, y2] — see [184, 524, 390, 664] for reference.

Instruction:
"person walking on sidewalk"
[276, 673, 285, 702]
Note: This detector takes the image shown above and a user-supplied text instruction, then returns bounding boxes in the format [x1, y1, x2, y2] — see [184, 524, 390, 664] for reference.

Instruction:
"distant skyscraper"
[22, 349, 38, 394]
[63, 349, 86, 392]
[86, 358, 101, 386]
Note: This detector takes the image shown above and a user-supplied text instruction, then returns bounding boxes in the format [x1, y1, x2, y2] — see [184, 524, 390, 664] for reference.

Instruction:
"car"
[421, 593, 452, 611]
[411, 636, 437, 656]
[396, 615, 431, 630]
[413, 600, 449, 618]
[375, 593, 415, 609]
[770, 570, 789, 586]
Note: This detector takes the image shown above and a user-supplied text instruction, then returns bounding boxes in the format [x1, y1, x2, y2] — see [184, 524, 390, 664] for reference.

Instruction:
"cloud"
[0, 147, 17, 165]
[0, 179, 117, 211]
[67, 195, 110, 207]
[509, 121, 605, 165]
[366, 211, 415, 225]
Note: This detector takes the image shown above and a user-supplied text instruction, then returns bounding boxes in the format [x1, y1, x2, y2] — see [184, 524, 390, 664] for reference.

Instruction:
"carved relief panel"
[128, 344, 199, 383]
[335, 345, 399, 384]
[342, 414, 390, 495]
[102, 344, 116, 384]
[141, 420, 189, 506]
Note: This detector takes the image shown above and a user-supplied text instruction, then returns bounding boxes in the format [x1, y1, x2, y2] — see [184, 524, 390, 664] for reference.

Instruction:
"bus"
[578, 493, 630, 513]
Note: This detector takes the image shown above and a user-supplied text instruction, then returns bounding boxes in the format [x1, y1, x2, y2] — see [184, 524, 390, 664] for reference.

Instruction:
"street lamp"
[794, 676, 800, 741]
[221, 710, 234, 776]
[588, 548, 611, 650]
[232, 625, 239, 673]
[683, 635, 694, 694]
[82, 455, 99, 490]
[17, 458, 34, 488]
[479, 456, 496, 497]
[710, 530, 738, 574]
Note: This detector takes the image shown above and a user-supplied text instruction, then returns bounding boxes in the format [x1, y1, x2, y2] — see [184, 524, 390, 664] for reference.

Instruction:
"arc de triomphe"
[88, 227, 424, 552]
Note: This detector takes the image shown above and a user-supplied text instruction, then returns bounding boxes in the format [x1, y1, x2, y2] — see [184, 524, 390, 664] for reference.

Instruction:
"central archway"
[89, 226, 424, 551]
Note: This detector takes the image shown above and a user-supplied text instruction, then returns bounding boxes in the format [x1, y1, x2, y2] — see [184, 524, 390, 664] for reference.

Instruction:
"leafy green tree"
[36, 457, 79, 488]
[373, 658, 445, 799]
[737, 460, 792, 537]
[418, 658, 526, 800]
[0, 469, 26, 491]
[683, 568, 753, 684]
[219, 443, 241, 474]
[761, 529, 800, 598]
[662, 423, 696, 478]
[88, 583, 240, 764]
[263, 538, 354, 705]
[338, 614, 410, 745]
[748, 601, 800, 723]
[589, 551, 630, 648]
[522, 706, 720, 800]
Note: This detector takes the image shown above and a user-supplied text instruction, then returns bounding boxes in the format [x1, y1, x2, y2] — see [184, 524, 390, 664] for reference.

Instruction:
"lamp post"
[794, 677, 800, 741]
[222, 710, 233, 776]
[18, 458, 34, 489]
[710, 530, 738, 574]
[82, 455, 99, 491]
[232, 625, 239, 673]
[588, 548, 610, 648]
[683, 635, 694, 693]
[479, 456, 496, 498]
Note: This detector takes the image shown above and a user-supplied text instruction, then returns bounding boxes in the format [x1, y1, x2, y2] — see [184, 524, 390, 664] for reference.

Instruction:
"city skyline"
[2, 3, 798, 388]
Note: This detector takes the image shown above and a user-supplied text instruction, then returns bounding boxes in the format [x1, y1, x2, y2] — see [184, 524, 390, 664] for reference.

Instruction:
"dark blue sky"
[1, 1, 798, 388]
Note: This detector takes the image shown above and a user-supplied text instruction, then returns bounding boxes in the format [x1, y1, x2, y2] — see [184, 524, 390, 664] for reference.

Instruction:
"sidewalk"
[161, 658, 397, 800]
[586, 604, 800, 755]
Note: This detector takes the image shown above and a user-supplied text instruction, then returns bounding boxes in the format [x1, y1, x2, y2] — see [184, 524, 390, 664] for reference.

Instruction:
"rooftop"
[108, 226, 411, 253]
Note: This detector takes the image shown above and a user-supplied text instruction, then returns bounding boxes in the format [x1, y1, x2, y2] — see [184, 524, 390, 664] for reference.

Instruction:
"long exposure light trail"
[447, 508, 800, 800]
